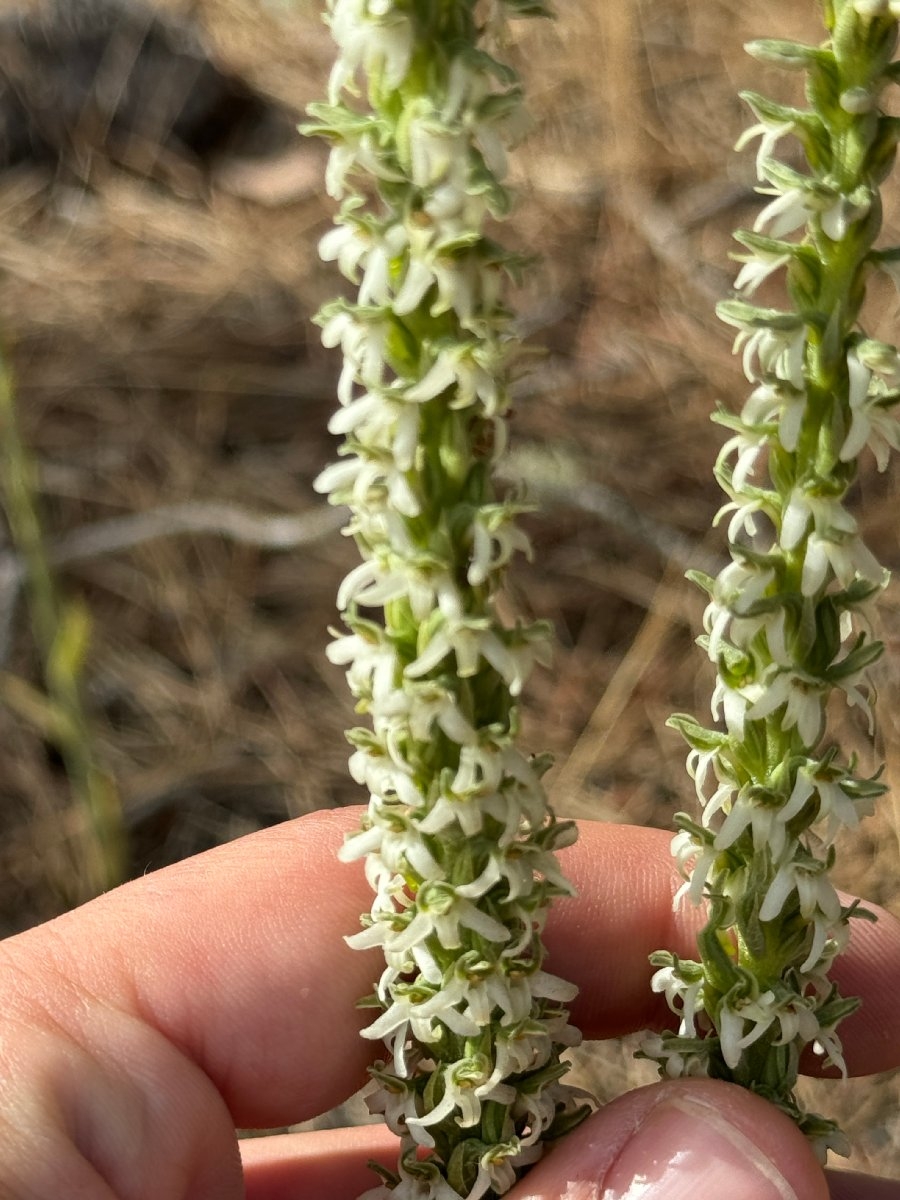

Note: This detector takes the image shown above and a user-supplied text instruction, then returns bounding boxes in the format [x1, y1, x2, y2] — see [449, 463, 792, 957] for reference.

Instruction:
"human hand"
[0, 810, 897, 1200]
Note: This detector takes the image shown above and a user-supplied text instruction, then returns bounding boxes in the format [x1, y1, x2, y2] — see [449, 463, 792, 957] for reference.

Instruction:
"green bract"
[646, 0, 899, 1160]
[307, 2, 589, 1197]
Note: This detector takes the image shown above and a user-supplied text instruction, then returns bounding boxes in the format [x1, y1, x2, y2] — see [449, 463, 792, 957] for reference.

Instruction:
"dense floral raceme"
[306, 2, 590, 1197]
[645, 0, 900, 1159]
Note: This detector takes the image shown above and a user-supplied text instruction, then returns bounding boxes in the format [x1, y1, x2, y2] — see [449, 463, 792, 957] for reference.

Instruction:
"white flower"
[812, 1024, 848, 1078]
[469, 505, 532, 585]
[671, 827, 719, 908]
[328, 389, 421, 472]
[651, 965, 704, 1036]
[840, 347, 900, 470]
[713, 788, 792, 859]
[733, 247, 792, 296]
[405, 1054, 516, 1139]
[393, 881, 511, 954]
[405, 594, 547, 696]
[753, 176, 867, 243]
[468, 1141, 532, 1200]
[733, 321, 807, 387]
[703, 560, 774, 662]
[361, 1152, 465, 1200]
[328, 625, 400, 704]
[759, 850, 842, 971]
[713, 494, 769, 541]
[801, 527, 885, 595]
[711, 675, 759, 739]
[327, 0, 415, 103]
[719, 989, 779, 1069]
[342, 810, 443, 881]
[742, 379, 806, 452]
[778, 486, 886, 594]
[642, 1033, 709, 1079]
[319, 306, 390, 400]
[744, 667, 824, 747]
[319, 221, 409, 306]
[404, 341, 506, 414]
[316, 447, 421, 516]
[736, 118, 796, 181]
[495, 1018, 556, 1076]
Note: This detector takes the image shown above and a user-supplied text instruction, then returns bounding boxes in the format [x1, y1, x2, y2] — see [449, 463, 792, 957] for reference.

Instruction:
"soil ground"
[0, 0, 897, 1179]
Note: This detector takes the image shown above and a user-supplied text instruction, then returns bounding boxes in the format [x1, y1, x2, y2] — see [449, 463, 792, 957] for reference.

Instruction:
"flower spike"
[646, 0, 898, 1161]
[307, 2, 589, 1197]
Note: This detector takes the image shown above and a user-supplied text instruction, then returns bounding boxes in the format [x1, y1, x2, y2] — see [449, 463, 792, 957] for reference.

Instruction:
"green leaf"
[46, 601, 91, 692]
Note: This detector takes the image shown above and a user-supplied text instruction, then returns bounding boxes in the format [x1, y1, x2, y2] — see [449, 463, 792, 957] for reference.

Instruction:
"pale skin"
[0, 809, 898, 1200]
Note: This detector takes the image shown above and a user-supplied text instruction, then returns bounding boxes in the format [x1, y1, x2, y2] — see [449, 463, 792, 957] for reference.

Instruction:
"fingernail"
[601, 1094, 799, 1200]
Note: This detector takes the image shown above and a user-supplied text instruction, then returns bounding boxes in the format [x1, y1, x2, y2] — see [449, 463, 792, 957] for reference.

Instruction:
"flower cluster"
[306, 2, 589, 1197]
[646, 0, 899, 1158]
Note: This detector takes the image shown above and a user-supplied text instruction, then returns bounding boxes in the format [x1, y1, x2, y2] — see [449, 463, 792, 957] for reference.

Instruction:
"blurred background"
[0, 0, 897, 1174]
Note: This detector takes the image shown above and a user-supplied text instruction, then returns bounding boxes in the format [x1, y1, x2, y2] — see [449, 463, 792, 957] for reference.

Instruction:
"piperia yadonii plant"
[646, 0, 900, 1160]
[306, 2, 591, 1197]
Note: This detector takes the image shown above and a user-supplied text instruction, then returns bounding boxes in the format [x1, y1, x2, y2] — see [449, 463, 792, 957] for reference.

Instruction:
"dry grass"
[0, 0, 898, 1175]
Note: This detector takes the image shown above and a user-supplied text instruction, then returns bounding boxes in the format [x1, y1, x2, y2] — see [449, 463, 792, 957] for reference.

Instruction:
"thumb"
[512, 1078, 829, 1200]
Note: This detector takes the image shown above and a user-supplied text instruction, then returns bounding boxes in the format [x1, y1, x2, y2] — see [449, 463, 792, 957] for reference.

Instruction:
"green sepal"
[725, 541, 785, 571]
[744, 38, 829, 70]
[840, 773, 888, 800]
[355, 991, 385, 1010]
[447, 1138, 489, 1199]
[697, 918, 742, 997]
[684, 568, 716, 596]
[711, 405, 776, 436]
[545, 1101, 593, 1140]
[667, 712, 730, 753]
[842, 896, 879, 921]
[651, 950, 705, 983]
[734, 869, 769, 962]
[826, 633, 884, 681]
[365, 1160, 401, 1188]
[672, 812, 716, 847]
[716, 298, 806, 333]
[500, 0, 555, 16]
[867, 115, 900, 185]
[731, 229, 812, 261]
[805, 49, 843, 127]
[815, 989, 862, 1031]
[802, 596, 841, 675]
[740, 90, 816, 130]
[833, 1, 898, 79]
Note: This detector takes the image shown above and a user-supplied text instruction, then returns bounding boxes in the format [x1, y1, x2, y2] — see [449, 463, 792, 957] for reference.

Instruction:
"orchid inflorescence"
[645, 0, 900, 1159]
[306, 1, 589, 1197]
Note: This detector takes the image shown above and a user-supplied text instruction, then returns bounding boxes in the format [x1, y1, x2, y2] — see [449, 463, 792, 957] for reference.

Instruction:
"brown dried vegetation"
[0, 0, 897, 1171]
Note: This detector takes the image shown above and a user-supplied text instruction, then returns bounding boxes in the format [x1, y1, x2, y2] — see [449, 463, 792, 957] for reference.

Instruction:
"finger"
[240, 1126, 398, 1200]
[3, 808, 376, 1130]
[827, 1169, 900, 1199]
[507, 1078, 830, 1200]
